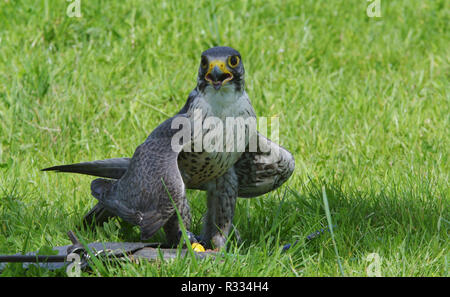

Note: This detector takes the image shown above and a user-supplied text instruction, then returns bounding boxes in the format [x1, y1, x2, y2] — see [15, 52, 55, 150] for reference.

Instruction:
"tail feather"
[41, 158, 130, 179]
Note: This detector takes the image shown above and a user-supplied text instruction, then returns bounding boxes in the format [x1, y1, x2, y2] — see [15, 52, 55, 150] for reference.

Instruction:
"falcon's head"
[197, 46, 245, 93]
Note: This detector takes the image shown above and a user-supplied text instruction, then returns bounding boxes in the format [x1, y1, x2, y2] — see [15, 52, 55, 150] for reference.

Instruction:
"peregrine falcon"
[43, 46, 295, 248]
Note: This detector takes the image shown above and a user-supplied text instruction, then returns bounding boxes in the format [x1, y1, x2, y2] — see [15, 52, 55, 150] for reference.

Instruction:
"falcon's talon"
[176, 230, 199, 244]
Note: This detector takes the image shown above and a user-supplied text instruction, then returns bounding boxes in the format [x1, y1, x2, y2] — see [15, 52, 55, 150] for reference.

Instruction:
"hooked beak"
[205, 61, 233, 90]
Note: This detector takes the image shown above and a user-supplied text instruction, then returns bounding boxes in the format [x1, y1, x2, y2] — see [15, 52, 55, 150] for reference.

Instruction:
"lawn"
[0, 0, 448, 276]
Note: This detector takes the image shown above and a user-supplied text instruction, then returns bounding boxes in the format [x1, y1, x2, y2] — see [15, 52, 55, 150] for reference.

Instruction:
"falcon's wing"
[234, 132, 295, 198]
[92, 114, 190, 240]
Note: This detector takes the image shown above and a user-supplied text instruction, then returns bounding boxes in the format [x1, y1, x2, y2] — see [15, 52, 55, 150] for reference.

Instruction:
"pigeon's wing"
[92, 114, 191, 240]
[234, 132, 295, 198]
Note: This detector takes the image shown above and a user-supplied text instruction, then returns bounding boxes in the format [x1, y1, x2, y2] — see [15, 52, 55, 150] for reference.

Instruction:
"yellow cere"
[205, 60, 234, 85]
[208, 60, 228, 73]
[191, 242, 206, 252]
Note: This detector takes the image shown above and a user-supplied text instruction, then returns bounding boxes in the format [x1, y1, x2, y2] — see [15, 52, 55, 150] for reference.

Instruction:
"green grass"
[0, 0, 448, 276]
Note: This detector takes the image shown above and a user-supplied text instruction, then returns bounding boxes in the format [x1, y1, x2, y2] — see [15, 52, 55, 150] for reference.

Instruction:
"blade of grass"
[322, 186, 345, 276]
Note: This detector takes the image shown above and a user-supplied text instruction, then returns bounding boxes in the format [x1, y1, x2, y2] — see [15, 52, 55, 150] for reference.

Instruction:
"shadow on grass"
[234, 176, 448, 261]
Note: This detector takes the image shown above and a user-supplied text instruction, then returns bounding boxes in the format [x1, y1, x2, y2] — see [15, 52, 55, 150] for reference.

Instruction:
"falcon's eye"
[228, 55, 240, 68]
[201, 56, 208, 69]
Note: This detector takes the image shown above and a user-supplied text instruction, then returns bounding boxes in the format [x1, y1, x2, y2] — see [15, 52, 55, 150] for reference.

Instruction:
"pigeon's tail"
[139, 211, 165, 241]
[83, 178, 117, 226]
[41, 158, 131, 179]
[83, 202, 115, 226]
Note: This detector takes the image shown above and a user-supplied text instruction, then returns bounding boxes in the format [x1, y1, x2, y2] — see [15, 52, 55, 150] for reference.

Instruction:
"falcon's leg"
[163, 197, 192, 246]
[201, 167, 239, 249]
